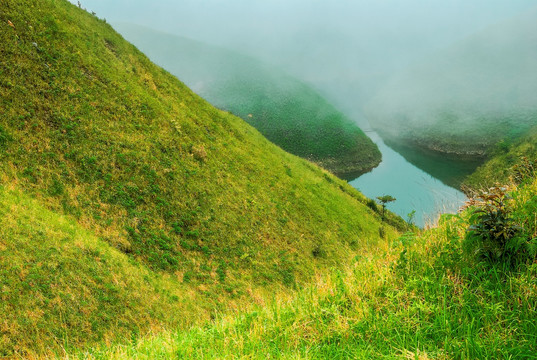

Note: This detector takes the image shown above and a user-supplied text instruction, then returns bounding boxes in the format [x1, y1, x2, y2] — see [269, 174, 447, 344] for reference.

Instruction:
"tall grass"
[70, 177, 537, 359]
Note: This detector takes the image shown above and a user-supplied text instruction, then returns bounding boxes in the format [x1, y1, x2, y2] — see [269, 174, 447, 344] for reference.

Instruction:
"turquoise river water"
[348, 128, 480, 228]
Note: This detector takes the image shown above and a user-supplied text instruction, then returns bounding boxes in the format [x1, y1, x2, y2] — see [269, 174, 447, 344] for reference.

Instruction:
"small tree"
[407, 210, 416, 226]
[376, 195, 396, 219]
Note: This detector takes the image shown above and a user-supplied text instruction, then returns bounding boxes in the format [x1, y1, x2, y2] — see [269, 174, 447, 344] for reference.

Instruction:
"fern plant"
[464, 186, 526, 264]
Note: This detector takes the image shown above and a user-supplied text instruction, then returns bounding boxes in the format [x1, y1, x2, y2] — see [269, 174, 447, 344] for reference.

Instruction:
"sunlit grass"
[69, 177, 537, 359]
[464, 126, 537, 191]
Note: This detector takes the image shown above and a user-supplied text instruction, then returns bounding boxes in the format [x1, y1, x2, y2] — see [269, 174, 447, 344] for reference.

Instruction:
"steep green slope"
[113, 23, 381, 176]
[75, 175, 537, 359]
[463, 126, 537, 191]
[367, 9, 537, 158]
[0, 0, 402, 356]
[0, 185, 202, 357]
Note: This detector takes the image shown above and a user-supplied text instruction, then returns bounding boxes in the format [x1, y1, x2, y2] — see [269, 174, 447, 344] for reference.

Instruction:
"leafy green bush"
[366, 198, 378, 212]
[464, 186, 533, 265]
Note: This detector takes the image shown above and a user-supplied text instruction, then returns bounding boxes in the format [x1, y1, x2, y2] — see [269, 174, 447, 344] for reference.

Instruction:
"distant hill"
[366, 9, 537, 158]
[113, 23, 381, 176]
[0, 0, 401, 356]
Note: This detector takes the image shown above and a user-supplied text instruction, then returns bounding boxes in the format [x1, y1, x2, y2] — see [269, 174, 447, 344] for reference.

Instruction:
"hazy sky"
[71, 0, 536, 62]
[70, 0, 537, 108]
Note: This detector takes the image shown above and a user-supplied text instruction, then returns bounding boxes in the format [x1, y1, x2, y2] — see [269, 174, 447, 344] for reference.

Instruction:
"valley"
[2, 0, 537, 358]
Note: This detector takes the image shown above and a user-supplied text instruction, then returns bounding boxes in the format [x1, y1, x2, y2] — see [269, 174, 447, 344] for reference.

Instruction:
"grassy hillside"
[113, 23, 381, 176]
[0, 185, 204, 357]
[367, 9, 537, 159]
[73, 174, 537, 359]
[463, 126, 537, 191]
[0, 0, 402, 356]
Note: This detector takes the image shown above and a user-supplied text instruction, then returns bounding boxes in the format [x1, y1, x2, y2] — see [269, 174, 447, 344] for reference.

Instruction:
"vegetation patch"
[463, 125, 537, 191]
[0, 187, 201, 358]
[0, 0, 399, 355]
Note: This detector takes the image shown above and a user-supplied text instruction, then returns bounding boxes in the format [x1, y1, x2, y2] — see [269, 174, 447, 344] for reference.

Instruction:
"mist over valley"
[114, 23, 381, 176]
[3, 1, 537, 357]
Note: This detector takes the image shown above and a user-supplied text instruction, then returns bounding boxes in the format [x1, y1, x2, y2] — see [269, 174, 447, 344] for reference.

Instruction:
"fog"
[366, 8, 537, 146]
[72, 0, 536, 109]
[70, 0, 537, 226]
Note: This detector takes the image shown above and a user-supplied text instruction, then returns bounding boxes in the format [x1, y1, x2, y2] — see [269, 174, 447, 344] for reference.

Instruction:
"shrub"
[464, 186, 530, 265]
[312, 243, 326, 258]
[191, 144, 207, 162]
[366, 199, 378, 212]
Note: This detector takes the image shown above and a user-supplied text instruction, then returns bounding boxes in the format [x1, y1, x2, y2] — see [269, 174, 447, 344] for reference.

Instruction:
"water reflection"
[349, 131, 469, 228]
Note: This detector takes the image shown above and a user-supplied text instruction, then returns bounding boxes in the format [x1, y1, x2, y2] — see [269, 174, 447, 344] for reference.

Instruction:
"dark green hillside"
[0, 0, 399, 356]
[114, 23, 381, 176]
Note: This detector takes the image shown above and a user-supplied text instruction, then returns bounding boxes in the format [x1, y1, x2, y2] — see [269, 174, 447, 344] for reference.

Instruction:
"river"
[346, 127, 476, 228]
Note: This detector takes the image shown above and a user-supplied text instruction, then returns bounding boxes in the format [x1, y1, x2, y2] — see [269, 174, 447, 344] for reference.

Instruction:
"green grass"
[114, 23, 381, 176]
[70, 176, 537, 359]
[3, 1, 536, 358]
[463, 125, 537, 191]
[0, 186, 204, 358]
[0, 0, 400, 356]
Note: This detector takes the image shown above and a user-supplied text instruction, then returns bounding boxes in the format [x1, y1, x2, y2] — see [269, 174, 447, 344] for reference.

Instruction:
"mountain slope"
[0, 0, 402, 356]
[463, 126, 537, 191]
[113, 23, 381, 176]
[70, 176, 537, 359]
[0, 185, 202, 357]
